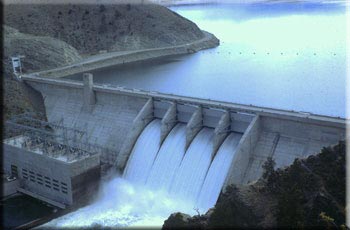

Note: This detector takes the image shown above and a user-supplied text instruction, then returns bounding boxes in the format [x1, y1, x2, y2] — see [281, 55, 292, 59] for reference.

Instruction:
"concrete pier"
[186, 106, 203, 150]
[82, 73, 96, 112]
[213, 111, 230, 158]
[160, 102, 177, 145]
[224, 115, 261, 187]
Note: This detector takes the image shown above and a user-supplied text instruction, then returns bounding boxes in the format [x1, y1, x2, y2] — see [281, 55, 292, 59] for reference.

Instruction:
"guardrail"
[21, 74, 346, 127]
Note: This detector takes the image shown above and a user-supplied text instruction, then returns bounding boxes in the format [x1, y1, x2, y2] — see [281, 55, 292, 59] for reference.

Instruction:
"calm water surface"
[68, 3, 347, 118]
[1, 194, 54, 228]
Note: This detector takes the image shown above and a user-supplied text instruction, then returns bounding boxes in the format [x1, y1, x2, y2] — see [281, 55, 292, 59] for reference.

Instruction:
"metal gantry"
[5, 112, 117, 162]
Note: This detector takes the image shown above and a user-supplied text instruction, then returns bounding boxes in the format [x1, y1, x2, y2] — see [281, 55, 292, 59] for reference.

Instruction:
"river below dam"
[68, 2, 347, 118]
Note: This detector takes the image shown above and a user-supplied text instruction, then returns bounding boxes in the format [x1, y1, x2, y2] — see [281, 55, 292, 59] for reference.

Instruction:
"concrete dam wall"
[21, 74, 345, 201]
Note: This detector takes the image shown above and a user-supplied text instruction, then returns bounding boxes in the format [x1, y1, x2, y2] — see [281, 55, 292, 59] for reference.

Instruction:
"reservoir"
[68, 2, 347, 118]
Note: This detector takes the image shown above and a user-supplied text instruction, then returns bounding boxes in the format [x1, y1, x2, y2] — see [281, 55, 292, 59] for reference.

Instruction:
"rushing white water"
[43, 177, 196, 228]
[196, 132, 242, 212]
[169, 128, 214, 205]
[44, 124, 243, 228]
[146, 123, 187, 191]
[123, 119, 161, 185]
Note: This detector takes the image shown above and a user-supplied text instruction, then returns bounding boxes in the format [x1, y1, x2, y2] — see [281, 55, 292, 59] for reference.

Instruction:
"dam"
[3, 71, 345, 216]
[2, 1, 347, 228]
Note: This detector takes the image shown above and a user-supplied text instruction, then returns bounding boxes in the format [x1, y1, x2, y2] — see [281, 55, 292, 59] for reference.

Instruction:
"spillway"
[122, 121, 240, 213]
[124, 123, 243, 211]
[196, 133, 242, 212]
[169, 128, 214, 204]
[123, 119, 161, 185]
[146, 123, 187, 191]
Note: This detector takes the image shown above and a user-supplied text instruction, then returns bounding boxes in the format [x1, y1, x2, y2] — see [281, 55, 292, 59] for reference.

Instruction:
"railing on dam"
[20, 74, 346, 127]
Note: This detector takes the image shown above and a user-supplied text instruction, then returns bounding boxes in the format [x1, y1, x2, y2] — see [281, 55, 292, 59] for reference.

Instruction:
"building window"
[44, 176, 51, 189]
[29, 171, 35, 182]
[11, 165, 18, 177]
[60, 181, 68, 194]
[53, 182, 59, 191]
[22, 169, 28, 179]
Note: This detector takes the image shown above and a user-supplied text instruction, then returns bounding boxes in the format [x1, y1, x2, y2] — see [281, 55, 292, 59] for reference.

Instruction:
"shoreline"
[29, 31, 219, 79]
[159, 0, 347, 7]
[157, 0, 348, 7]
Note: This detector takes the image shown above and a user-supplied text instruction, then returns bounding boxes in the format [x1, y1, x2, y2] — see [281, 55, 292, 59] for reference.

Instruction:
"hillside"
[163, 141, 346, 229]
[3, 2, 215, 120]
[4, 3, 205, 55]
[3, 25, 82, 76]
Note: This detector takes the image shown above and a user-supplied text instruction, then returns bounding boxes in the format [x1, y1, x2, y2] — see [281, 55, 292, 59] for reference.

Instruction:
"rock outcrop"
[162, 141, 346, 229]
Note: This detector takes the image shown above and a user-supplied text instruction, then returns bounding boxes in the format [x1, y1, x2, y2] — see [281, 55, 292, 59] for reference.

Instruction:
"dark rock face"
[207, 185, 259, 228]
[162, 141, 346, 229]
[163, 212, 208, 230]
[4, 3, 205, 54]
[163, 212, 192, 229]
[272, 141, 346, 228]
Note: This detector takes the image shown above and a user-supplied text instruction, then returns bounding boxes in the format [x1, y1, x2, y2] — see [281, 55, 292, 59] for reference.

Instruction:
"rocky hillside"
[3, 25, 82, 121]
[163, 141, 346, 229]
[3, 2, 210, 120]
[3, 25, 82, 76]
[4, 3, 205, 55]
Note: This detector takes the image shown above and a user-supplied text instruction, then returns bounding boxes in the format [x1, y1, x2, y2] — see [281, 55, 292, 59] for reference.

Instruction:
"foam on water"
[146, 123, 187, 191]
[44, 124, 242, 228]
[123, 119, 161, 185]
[196, 133, 242, 212]
[43, 177, 196, 228]
[169, 128, 214, 205]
